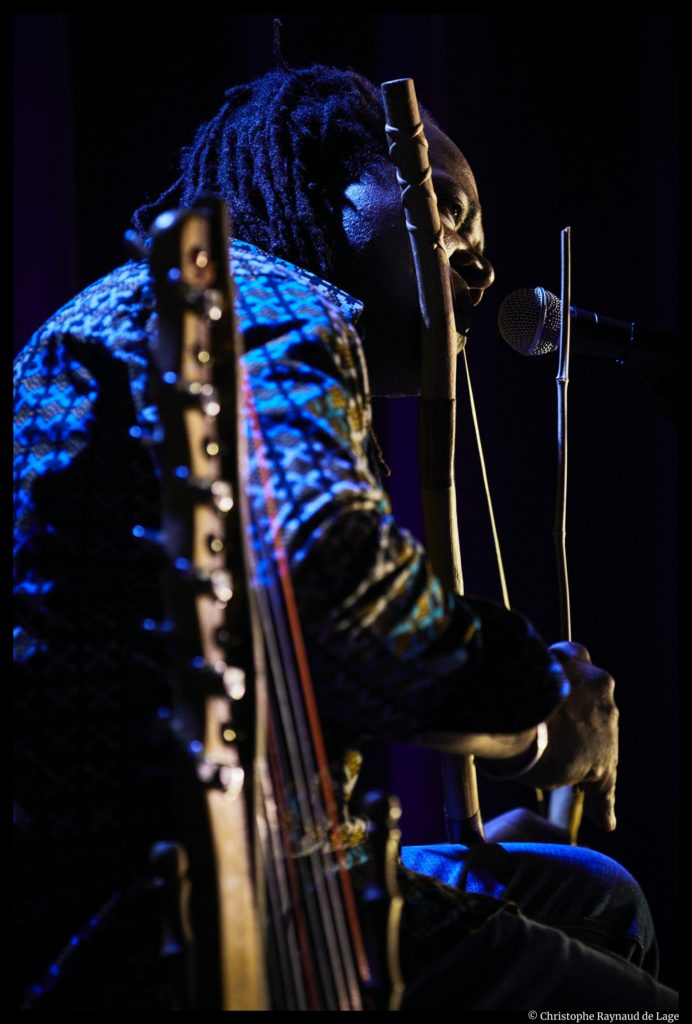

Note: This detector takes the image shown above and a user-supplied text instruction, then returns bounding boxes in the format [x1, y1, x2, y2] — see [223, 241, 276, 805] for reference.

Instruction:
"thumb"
[549, 640, 592, 664]
[583, 778, 617, 832]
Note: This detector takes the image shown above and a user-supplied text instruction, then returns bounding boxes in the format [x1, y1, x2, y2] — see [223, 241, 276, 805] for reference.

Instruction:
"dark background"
[14, 13, 679, 988]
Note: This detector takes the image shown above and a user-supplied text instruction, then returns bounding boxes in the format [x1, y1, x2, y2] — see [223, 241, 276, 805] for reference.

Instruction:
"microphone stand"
[546, 227, 585, 843]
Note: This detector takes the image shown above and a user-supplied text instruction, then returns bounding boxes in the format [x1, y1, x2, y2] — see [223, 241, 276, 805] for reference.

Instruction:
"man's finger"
[583, 774, 617, 832]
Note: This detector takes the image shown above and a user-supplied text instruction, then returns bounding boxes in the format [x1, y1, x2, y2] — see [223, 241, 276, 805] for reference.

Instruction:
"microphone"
[497, 286, 678, 422]
[498, 286, 678, 369]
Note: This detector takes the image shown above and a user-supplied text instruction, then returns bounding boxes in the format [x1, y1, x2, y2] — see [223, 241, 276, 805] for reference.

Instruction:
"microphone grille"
[498, 286, 562, 356]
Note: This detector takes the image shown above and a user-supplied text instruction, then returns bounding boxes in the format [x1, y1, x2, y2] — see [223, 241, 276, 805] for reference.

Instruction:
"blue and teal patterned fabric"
[15, 239, 561, 751]
[13, 239, 561, 1005]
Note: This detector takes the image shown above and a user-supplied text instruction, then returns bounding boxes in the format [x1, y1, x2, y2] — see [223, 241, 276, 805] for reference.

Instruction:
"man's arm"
[414, 726, 539, 759]
[241, 280, 565, 746]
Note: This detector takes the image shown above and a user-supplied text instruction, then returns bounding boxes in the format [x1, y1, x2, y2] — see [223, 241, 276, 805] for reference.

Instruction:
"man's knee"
[498, 843, 657, 970]
[402, 841, 657, 971]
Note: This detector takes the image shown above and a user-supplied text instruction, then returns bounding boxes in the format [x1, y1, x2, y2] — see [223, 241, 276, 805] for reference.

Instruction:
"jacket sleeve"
[240, 278, 566, 748]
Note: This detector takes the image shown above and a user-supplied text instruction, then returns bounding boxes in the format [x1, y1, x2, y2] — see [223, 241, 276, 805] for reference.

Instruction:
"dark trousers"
[399, 843, 678, 1011]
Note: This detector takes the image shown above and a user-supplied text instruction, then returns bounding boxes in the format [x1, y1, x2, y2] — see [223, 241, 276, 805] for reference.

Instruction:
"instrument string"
[256, 521, 354, 1010]
[256, 764, 308, 1010]
[244, 372, 368, 1010]
[249, 497, 345, 1009]
[460, 349, 511, 611]
[263, 711, 320, 1009]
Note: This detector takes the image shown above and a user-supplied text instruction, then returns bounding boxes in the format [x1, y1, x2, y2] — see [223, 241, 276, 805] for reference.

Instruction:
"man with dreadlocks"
[14, 61, 677, 1010]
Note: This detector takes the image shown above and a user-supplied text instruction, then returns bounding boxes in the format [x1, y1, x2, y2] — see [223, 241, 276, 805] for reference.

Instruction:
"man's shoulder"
[23, 241, 361, 350]
[231, 241, 369, 398]
[28, 260, 156, 350]
[15, 241, 367, 396]
[231, 239, 363, 333]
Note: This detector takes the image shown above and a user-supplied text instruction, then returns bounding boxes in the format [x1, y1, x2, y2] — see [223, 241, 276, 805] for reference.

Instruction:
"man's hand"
[519, 641, 619, 831]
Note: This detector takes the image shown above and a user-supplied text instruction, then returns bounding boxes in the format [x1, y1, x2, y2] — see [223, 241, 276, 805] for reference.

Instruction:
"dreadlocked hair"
[132, 63, 388, 280]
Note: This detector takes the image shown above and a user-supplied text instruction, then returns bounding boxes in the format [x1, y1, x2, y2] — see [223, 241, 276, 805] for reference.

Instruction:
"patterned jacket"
[13, 239, 564, 1006]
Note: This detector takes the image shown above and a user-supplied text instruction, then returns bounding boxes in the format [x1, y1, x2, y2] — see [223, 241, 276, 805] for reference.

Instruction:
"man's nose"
[450, 249, 495, 306]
